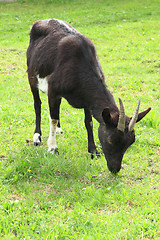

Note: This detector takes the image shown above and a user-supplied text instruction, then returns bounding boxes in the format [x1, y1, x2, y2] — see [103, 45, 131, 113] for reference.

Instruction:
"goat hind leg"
[47, 97, 61, 153]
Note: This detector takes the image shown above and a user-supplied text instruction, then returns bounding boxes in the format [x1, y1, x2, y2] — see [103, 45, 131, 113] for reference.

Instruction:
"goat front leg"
[56, 119, 63, 134]
[30, 85, 42, 146]
[47, 96, 61, 153]
[84, 109, 99, 158]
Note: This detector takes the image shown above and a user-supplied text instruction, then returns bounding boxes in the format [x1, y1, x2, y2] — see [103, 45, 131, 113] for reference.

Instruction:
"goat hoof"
[56, 127, 63, 134]
[48, 147, 59, 154]
[34, 142, 40, 146]
[33, 133, 41, 146]
[54, 148, 59, 154]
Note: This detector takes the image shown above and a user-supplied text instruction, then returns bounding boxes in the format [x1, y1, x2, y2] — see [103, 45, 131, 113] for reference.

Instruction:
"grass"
[0, 0, 160, 239]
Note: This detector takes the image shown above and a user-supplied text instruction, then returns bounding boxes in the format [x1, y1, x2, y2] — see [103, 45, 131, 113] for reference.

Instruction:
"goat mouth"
[107, 162, 121, 174]
[110, 169, 120, 174]
[109, 168, 121, 174]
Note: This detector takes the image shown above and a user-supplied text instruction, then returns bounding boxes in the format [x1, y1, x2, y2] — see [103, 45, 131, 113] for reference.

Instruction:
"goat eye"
[107, 139, 112, 145]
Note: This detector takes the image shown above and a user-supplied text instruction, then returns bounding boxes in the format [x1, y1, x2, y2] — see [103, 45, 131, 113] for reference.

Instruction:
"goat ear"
[102, 108, 116, 126]
[136, 107, 151, 123]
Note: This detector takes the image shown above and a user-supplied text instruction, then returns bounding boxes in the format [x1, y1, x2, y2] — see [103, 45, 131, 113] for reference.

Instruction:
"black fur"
[27, 18, 151, 173]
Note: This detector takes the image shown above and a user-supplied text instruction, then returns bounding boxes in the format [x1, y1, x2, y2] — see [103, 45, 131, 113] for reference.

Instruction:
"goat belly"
[63, 92, 86, 109]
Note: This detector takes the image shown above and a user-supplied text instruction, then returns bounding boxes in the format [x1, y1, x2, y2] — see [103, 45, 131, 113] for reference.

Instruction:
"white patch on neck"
[55, 19, 75, 33]
[37, 75, 48, 95]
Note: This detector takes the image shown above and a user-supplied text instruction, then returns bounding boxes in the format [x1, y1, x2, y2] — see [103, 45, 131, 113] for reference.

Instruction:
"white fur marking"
[55, 19, 75, 33]
[33, 133, 41, 144]
[37, 75, 48, 95]
[47, 119, 58, 152]
[39, 19, 51, 26]
[56, 126, 63, 134]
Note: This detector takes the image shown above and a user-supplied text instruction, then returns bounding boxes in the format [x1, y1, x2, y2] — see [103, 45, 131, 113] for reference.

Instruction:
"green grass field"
[0, 0, 160, 239]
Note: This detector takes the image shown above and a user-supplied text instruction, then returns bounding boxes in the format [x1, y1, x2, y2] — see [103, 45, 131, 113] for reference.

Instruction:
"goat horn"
[117, 98, 125, 132]
[128, 99, 141, 131]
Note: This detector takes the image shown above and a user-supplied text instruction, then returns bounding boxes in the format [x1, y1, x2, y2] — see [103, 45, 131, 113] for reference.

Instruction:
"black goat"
[27, 19, 151, 173]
